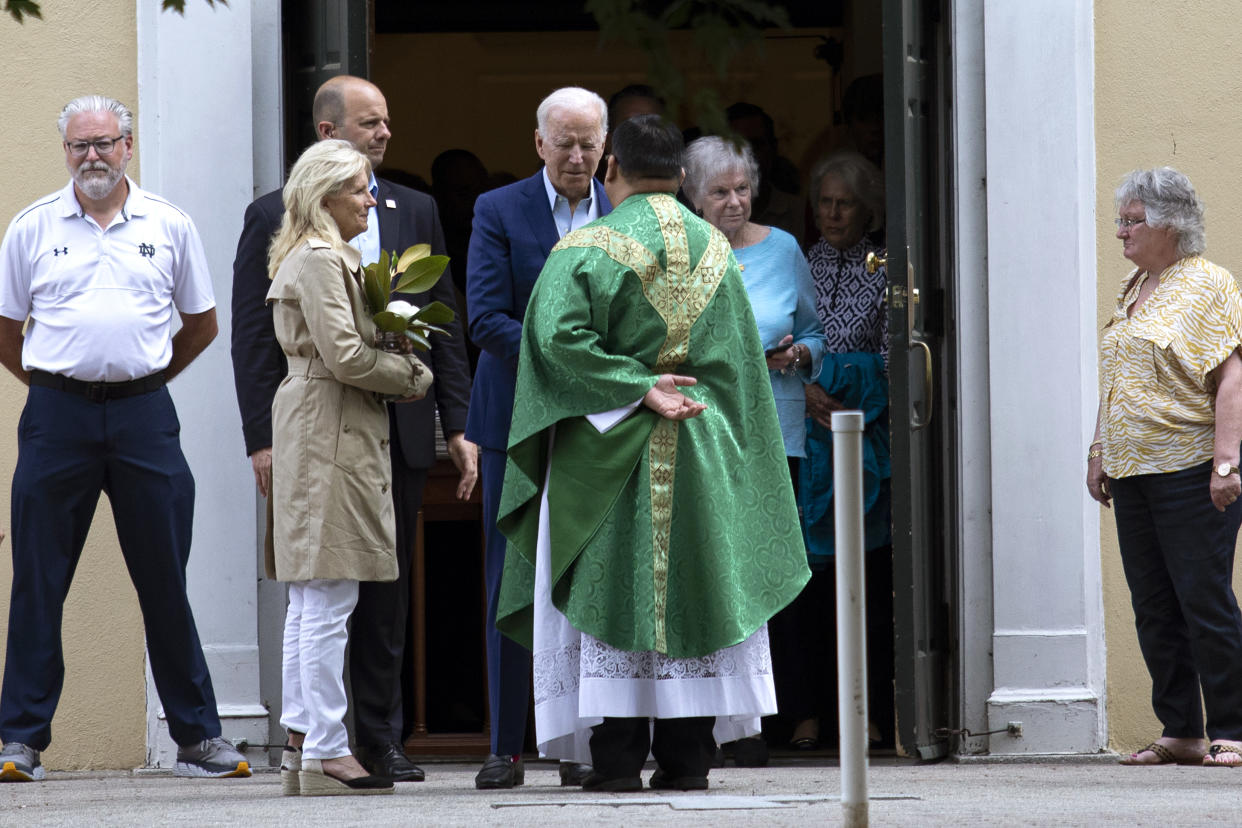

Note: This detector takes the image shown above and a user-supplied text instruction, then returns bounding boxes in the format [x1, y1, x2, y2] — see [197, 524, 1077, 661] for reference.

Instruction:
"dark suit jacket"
[230, 178, 471, 469]
[464, 171, 611, 451]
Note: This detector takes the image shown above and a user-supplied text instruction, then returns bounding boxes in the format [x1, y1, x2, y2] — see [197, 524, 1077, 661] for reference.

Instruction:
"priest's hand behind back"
[644, 374, 707, 421]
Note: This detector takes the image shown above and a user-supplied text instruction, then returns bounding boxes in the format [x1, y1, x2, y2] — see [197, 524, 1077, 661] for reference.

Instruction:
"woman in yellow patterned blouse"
[1089, 167, 1242, 767]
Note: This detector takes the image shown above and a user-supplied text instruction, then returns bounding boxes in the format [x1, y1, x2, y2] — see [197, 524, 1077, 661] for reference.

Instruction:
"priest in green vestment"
[495, 114, 810, 792]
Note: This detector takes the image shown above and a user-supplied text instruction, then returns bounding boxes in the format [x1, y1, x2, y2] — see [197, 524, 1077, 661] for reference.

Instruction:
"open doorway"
[277, 0, 956, 760]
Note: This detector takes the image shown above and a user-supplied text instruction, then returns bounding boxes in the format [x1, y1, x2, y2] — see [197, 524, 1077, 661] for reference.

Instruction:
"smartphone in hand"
[764, 341, 795, 358]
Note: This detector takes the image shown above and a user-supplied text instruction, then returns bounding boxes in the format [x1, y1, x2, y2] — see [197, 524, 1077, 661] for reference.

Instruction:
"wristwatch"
[1216, 462, 1240, 478]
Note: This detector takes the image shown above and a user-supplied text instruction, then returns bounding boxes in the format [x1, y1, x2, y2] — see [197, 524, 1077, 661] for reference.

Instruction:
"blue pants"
[480, 447, 530, 755]
[0, 385, 220, 750]
[1112, 460, 1242, 741]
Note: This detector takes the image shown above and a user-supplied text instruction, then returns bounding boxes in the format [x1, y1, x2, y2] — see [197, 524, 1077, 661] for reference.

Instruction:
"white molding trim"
[978, 0, 1105, 756]
[136, 0, 278, 768]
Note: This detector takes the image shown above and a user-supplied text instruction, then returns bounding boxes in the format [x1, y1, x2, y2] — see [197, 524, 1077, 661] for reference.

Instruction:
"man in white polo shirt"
[0, 95, 249, 783]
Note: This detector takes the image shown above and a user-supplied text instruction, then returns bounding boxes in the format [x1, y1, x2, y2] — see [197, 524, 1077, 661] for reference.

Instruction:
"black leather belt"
[29, 369, 166, 402]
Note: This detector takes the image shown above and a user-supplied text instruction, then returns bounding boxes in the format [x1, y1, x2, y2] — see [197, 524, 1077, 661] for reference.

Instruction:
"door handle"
[865, 251, 886, 274]
[910, 338, 933, 431]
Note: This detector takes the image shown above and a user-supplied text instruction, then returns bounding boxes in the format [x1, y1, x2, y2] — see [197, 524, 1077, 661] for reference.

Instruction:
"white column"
[949, 0, 995, 757]
[135, 0, 283, 767]
[978, 0, 1107, 754]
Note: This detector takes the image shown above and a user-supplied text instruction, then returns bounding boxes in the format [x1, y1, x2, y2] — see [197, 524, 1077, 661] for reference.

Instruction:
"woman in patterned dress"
[1090, 167, 1242, 767]
[783, 151, 895, 752]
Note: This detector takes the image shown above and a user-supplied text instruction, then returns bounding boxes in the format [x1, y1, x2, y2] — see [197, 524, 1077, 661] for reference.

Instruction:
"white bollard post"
[832, 410, 868, 827]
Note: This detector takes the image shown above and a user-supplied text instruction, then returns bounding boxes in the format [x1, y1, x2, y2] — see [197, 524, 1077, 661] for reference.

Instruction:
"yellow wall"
[1095, 1, 1242, 751]
[0, 2, 145, 768]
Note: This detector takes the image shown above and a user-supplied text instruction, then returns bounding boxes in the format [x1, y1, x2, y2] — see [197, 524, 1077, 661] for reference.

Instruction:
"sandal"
[1204, 742, 1242, 767]
[790, 718, 820, 751]
[1119, 741, 1204, 766]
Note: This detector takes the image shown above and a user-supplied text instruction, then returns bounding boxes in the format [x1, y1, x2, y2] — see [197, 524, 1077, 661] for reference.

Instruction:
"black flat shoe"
[360, 742, 425, 782]
[649, 767, 709, 791]
[731, 735, 769, 767]
[475, 753, 524, 789]
[559, 761, 592, 786]
[581, 771, 643, 792]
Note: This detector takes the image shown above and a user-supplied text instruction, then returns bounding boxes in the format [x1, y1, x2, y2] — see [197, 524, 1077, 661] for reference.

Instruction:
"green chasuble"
[496, 192, 810, 659]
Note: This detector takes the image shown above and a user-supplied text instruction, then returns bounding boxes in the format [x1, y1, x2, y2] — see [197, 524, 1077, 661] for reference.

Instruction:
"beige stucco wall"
[1095, 1, 1242, 751]
[0, 2, 145, 768]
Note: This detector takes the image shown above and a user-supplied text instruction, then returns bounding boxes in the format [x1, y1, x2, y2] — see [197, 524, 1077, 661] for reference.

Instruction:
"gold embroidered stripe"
[553, 195, 730, 652]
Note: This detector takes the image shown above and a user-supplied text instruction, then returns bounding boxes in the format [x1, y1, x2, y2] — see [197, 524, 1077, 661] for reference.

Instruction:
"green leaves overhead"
[585, 0, 790, 135]
[6, 0, 226, 23]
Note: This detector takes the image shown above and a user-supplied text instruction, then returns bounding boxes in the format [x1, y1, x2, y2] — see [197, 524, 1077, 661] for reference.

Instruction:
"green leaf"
[395, 244, 432, 274]
[403, 329, 432, 351]
[361, 262, 390, 316]
[4, 0, 43, 22]
[412, 324, 451, 338]
[161, 0, 228, 14]
[410, 301, 455, 325]
[372, 311, 410, 333]
[392, 255, 450, 294]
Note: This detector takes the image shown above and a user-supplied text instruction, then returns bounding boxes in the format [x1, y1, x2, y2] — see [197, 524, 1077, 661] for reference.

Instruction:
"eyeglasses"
[820, 197, 859, 213]
[1114, 217, 1146, 229]
[65, 136, 125, 157]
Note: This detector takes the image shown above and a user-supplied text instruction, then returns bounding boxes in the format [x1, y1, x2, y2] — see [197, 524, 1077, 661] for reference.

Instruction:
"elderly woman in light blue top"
[683, 136, 826, 459]
[683, 135, 825, 768]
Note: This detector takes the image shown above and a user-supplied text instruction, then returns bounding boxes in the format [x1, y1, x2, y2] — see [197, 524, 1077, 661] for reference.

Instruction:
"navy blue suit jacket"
[464, 171, 611, 451]
[230, 178, 471, 468]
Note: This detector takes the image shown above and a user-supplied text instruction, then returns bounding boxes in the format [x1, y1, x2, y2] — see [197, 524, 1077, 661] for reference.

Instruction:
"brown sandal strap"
[1209, 743, 1242, 758]
[1140, 742, 1175, 763]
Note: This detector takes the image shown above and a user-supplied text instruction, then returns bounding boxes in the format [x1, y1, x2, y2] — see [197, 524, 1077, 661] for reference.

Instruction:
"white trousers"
[280, 579, 359, 760]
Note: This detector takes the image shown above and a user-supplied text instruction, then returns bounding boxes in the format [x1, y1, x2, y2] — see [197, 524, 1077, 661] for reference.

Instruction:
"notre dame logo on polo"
[138, 243, 156, 258]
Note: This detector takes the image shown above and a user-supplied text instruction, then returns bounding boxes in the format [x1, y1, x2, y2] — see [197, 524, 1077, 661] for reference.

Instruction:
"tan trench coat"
[264, 239, 432, 582]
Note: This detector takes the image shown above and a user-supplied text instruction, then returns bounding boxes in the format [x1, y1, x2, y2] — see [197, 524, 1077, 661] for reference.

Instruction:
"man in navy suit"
[230, 75, 475, 783]
[466, 87, 611, 789]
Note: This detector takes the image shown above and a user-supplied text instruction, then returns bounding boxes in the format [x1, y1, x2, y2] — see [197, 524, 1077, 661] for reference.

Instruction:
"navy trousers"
[0, 385, 220, 750]
[480, 446, 530, 755]
[1112, 460, 1242, 741]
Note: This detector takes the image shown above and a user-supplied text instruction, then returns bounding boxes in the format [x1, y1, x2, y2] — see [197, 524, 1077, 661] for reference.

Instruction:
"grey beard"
[71, 160, 126, 201]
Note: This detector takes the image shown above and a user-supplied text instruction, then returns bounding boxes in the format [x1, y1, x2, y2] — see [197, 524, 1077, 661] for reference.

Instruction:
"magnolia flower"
[385, 299, 419, 319]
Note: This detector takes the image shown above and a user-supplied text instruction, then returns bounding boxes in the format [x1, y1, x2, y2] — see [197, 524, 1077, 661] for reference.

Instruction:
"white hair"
[536, 87, 607, 143]
[58, 95, 133, 139]
[1115, 166, 1206, 258]
[682, 136, 760, 207]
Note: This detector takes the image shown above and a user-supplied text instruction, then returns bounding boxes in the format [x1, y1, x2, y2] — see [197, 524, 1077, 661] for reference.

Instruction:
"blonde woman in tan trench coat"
[263, 140, 431, 797]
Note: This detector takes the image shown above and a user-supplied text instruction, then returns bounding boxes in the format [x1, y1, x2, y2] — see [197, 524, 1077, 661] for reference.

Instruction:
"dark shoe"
[0, 742, 44, 782]
[299, 758, 393, 796]
[475, 753, 524, 789]
[581, 771, 643, 792]
[360, 742, 425, 782]
[731, 735, 769, 767]
[559, 761, 592, 786]
[649, 767, 709, 791]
